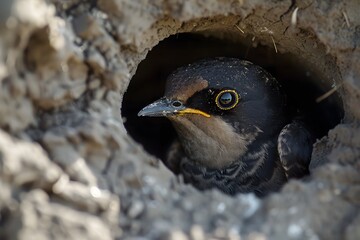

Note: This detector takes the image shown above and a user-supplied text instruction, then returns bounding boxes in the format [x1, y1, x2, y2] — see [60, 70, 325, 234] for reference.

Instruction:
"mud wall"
[0, 0, 360, 239]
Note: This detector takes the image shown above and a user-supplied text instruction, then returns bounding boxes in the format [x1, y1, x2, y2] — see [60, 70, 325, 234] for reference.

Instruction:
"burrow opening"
[122, 33, 344, 171]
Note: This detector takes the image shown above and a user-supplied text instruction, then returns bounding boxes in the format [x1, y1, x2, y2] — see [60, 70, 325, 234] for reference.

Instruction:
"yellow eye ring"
[215, 89, 240, 110]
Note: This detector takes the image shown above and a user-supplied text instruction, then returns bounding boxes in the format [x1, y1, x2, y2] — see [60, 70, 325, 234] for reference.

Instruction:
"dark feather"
[277, 120, 314, 179]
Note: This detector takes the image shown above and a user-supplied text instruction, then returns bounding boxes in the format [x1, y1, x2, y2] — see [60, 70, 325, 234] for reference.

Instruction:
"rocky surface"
[0, 0, 359, 239]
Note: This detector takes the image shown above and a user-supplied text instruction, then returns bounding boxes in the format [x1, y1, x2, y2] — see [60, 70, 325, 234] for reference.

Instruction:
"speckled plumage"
[139, 57, 314, 197]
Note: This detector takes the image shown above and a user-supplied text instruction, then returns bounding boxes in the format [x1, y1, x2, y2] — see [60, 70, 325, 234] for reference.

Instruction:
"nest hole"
[122, 33, 344, 170]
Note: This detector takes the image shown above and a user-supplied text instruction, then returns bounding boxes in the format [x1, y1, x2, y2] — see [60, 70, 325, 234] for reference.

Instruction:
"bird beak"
[138, 98, 210, 118]
[138, 98, 181, 117]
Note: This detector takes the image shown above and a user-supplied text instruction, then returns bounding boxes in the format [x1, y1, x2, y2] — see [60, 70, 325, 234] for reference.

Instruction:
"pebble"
[128, 200, 145, 219]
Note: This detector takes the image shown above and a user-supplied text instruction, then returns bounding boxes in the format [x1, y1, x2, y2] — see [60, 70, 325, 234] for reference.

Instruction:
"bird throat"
[169, 115, 257, 169]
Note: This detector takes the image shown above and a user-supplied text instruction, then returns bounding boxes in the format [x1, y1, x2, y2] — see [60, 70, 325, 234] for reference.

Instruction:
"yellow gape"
[178, 108, 211, 118]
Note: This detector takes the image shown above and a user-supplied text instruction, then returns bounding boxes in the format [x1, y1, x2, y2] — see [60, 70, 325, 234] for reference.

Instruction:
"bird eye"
[172, 100, 183, 108]
[215, 89, 240, 110]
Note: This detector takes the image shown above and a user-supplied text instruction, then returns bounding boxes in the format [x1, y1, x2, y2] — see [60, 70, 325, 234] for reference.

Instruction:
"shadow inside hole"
[122, 33, 344, 162]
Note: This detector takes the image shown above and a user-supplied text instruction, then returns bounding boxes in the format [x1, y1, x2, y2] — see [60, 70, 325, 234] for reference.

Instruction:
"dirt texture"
[0, 0, 359, 239]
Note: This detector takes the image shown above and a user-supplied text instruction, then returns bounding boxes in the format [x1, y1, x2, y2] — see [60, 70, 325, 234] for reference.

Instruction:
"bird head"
[138, 58, 287, 168]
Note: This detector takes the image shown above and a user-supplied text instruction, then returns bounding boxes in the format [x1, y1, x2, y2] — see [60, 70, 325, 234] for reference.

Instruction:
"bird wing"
[277, 120, 314, 179]
[165, 140, 184, 174]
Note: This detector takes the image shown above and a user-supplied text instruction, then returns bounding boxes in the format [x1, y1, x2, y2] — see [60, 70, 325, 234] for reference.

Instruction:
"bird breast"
[169, 115, 258, 169]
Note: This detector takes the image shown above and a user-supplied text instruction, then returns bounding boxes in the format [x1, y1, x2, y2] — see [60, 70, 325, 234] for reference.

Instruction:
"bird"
[138, 57, 314, 197]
